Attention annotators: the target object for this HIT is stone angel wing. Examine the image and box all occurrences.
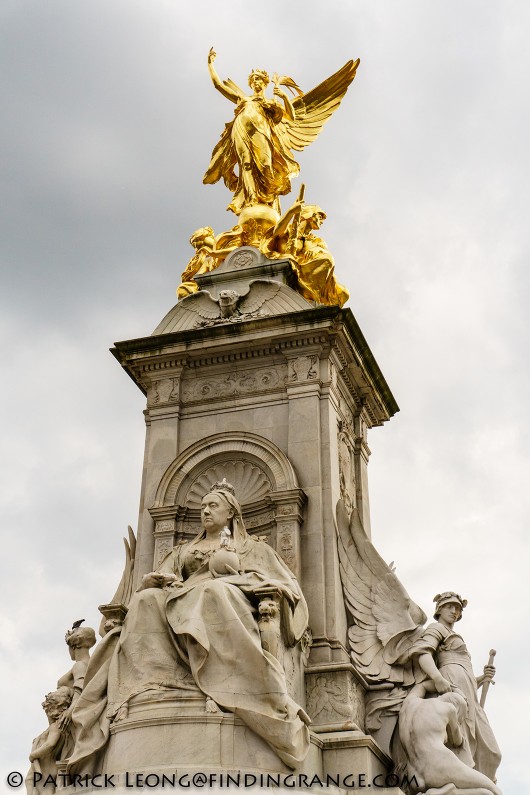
[282,59,360,152]
[335,499,426,685]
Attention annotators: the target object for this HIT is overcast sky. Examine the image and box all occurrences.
[1,1,529,792]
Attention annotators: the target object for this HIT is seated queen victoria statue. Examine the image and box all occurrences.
[68,480,310,772]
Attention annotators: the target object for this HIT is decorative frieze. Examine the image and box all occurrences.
[181,365,287,404]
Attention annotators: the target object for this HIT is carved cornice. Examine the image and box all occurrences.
[112,307,399,424]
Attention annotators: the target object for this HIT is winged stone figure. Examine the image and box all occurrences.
[335,500,502,791]
[335,500,427,749]
[204,49,360,214]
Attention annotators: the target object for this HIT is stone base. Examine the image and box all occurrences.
[103,691,291,775]
[58,695,404,794]
[319,729,391,781]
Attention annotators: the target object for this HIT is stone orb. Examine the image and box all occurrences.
[209,549,241,578]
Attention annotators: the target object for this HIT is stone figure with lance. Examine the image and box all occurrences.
[335,503,503,789]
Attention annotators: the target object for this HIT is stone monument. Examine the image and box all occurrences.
[26,51,502,795]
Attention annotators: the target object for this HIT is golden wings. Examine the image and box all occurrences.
[221,58,360,151]
[281,59,360,151]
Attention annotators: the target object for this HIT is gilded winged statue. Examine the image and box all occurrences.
[203,49,360,215]
[335,501,501,792]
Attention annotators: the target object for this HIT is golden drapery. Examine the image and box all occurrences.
[204,96,299,215]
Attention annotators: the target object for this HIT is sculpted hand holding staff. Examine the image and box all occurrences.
[408,592,501,782]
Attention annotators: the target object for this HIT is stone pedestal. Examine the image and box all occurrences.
[104,254,399,787]
[104,692,291,775]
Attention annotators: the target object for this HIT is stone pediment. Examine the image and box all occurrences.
[152,277,312,335]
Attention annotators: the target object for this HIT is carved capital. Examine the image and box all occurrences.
[147,375,181,407]
[287,354,319,383]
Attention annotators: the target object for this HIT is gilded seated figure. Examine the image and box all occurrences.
[177,228,236,299]
[177,199,349,308]
[68,480,310,772]
[267,199,350,307]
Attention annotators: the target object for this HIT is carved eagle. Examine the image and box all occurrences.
[153,278,313,334]
[179,280,283,327]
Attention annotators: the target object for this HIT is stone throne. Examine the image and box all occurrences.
[99,247,399,784]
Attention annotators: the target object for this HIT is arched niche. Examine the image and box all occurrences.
[148,432,306,577]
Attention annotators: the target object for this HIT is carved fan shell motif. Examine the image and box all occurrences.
[185,460,272,508]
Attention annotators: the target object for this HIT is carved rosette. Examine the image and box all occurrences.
[306,668,365,733]
[230,248,258,267]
